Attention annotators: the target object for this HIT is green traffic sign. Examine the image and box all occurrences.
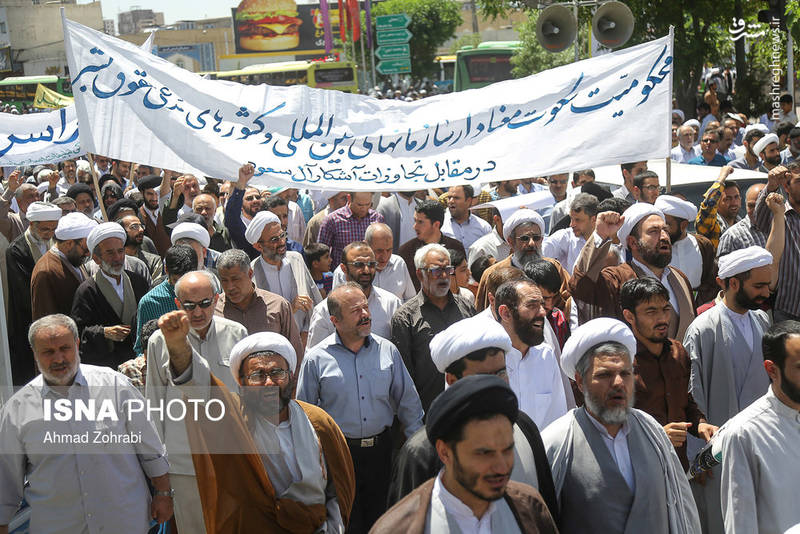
[375,44,411,60]
[376,58,412,75]
[375,13,411,31]
[376,29,412,46]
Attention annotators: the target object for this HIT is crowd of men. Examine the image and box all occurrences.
[0,96,799,534]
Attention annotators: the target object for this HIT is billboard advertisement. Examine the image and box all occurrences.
[155,43,217,72]
[230,0,344,54]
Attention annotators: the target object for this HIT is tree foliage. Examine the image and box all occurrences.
[476,0,789,118]
[372,0,462,78]
[449,32,483,54]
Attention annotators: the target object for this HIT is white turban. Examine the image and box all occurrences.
[37,168,55,182]
[561,318,637,378]
[76,159,91,173]
[672,109,685,123]
[229,332,298,385]
[244,211,281,245]
[36,182,50,195]
[55,212,97,240]
[744,123,769,135]
[617,203,664,247]
[502,209,546,241]
[171,222,210,248]
[26,201,62,222]
[682,119,700,129]
[718,246,773,279]
[752,133,779,156]
[430,315,513,374]
[86,222,126,253]
[654,195,697,222]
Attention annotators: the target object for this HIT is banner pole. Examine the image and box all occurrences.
[665,25,675,194]
[87,154,109,222]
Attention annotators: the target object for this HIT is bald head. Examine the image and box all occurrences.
[174,270,216,299]
[745,183,767,218]
[365,222,394,270]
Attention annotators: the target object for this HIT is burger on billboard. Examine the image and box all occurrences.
[234,0,303,51]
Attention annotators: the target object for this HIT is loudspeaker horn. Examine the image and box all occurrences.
[536,5,577,53]
[592,1,634,48]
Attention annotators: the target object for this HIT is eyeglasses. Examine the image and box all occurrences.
[347,261,378,269]
[263,231,288,244]
[127,223,144,230]
[245,369,289,383]
[641,184,664,193]
[516,233,543,243]
[180,298,214,311]
[424,265,455,277]
[244,195,260,201]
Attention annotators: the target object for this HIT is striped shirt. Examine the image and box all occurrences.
[717,216,767,258]
[133,279,177,354]
[753,186,800,315]
[317,204,384,266]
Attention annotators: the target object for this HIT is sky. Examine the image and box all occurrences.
[80,0,234,26]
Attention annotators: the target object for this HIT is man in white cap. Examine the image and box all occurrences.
[303,190,349,248]
[31,212,96,321]
[245,209,321,345]
[154,312,356,532]
[494,278,569,430]
[655,195,717,304]
[299,282,423,533]
[570,202,696,339]
[718,320,800,534]
[6,200,61,385]
[475,208,570,311]
[671,125,701,163]
[307,241,401,348]
[542,318,700,534]
[682,246,776,534]
[71,222,150,369]
[388,313,559,519]
[171,217,216,271]
[752,132,781,173]
[145,270,247,534]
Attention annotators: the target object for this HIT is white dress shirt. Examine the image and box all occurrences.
[505,343,568,430]
[258,256,297,304]
[430,471,505,534]
[306,285,402,349]
[542,228,586,275]
[719,301,754,352]
[631,258,678,312]
[670,234,703,289]
[468,229,510,268]
[332,254,416,300]
[585,410,635,491]
[441,213,492,251]
[395,193,419,246]
[670,144,701,163]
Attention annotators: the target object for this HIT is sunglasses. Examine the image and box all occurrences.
[181,298,214,311]
[516,233,543,243]
[424,266,455,278]
[347,261,378,269]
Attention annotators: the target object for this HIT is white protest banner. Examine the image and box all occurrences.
[0,106,81,166]
[472,189,556,221]
[593,160,766,187]
[63,16,674,191]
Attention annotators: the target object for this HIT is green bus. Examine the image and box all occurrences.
[453,41,521,92]
[210,60,359,94]
[0,75,73,111]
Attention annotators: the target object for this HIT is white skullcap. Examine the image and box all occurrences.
[672,109,685,123]
[244,211,281,245]
[752,133,779,156]
[36,182,50,195]
[744,123,769,135]
[682,119,700,129]
[718,246,773,279]
[726,112,743,123]
[26,201,62,222]
[86,222,126,253]
[229,332,298,385]
[617,203,664,247]
[430,315,513,374]
[561,317,637,378]
[55,212,97,240]
[654,195,697,222]
[171,222,210,248]
[76,160,91,173]
[502,209,546,241]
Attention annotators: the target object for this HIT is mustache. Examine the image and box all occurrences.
[357,317,371,326]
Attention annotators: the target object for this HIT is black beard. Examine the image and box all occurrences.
[779,365,800,404]
[734,286,763,310]
[512,308,544,347]
[766,154,782,166]
[638,239,672,268]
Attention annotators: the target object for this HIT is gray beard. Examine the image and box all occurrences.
[584,390,635,426]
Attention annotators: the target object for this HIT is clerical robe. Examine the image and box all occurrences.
[251,251,322,333]
[70,269,149,369]
[718,387,800,534]
[6,232,40,384]
[682,303,771,534]
[542,407,700,534]
[31,248,88,320]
